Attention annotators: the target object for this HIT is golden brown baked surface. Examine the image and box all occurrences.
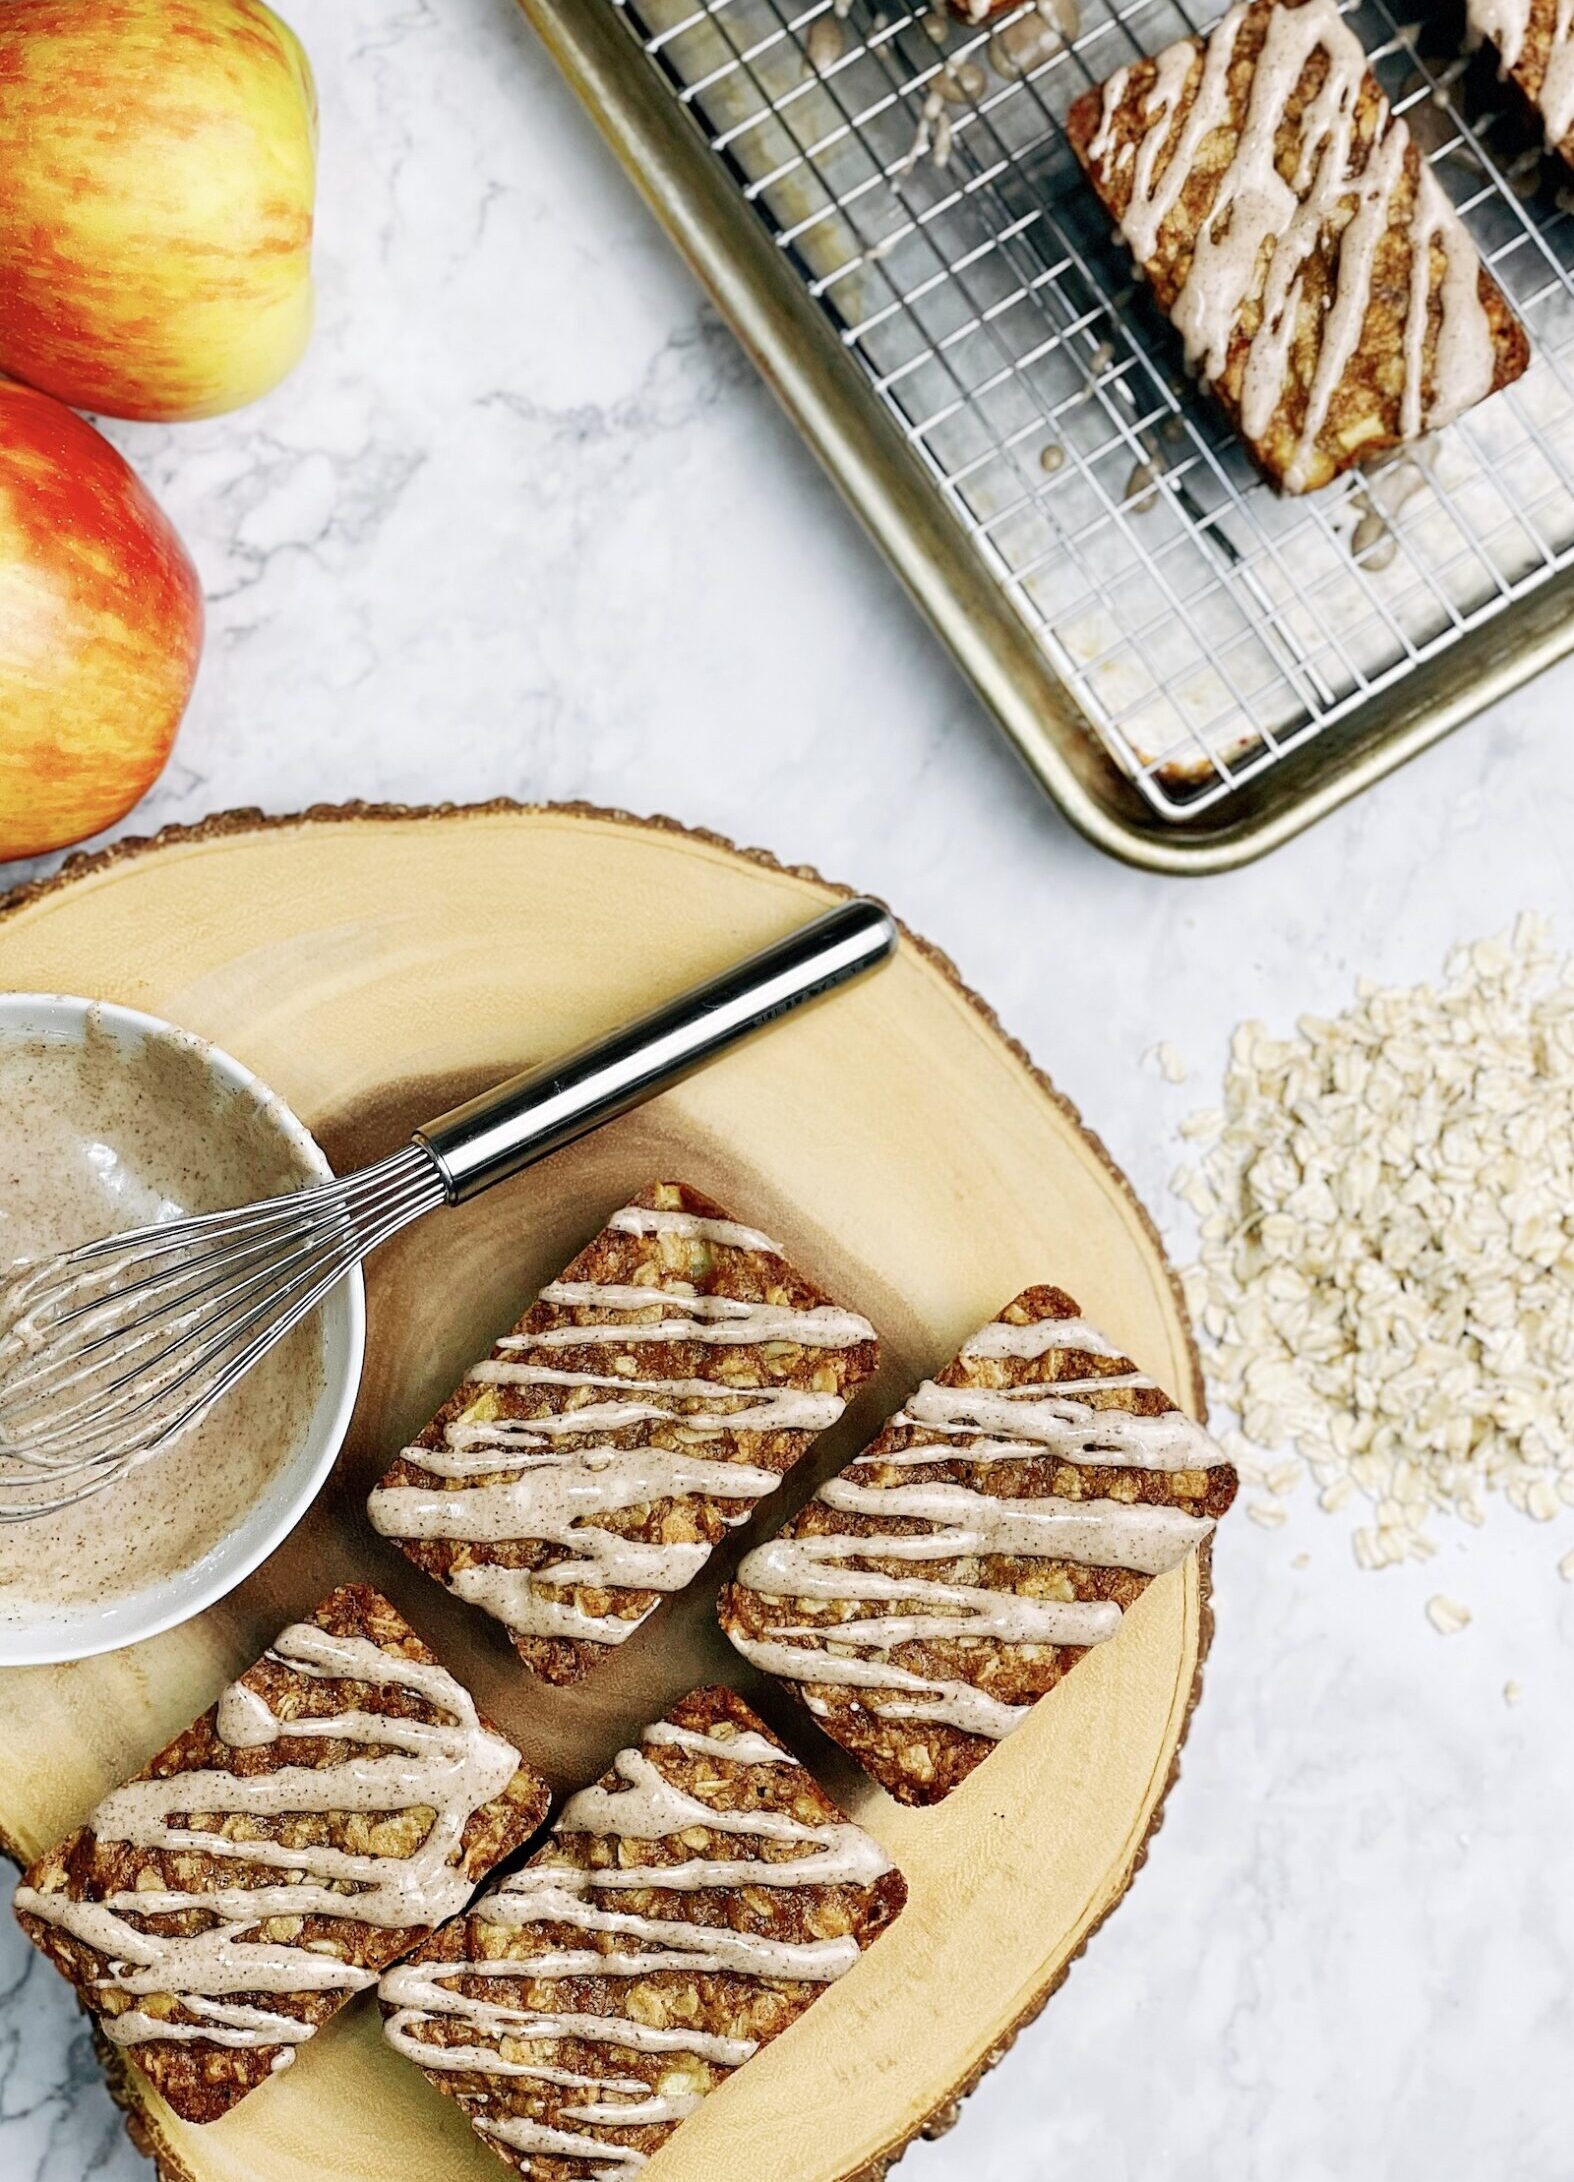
[1066,0,1528,493]
[369,1182,878,1685]
[719,1286,1237,1806]
[378,1685,906,2180]
[13,1586,548,2124]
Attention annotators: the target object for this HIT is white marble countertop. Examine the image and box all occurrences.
[3,1,1572,2176]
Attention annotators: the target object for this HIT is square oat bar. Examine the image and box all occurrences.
[379,1686,905,2178]
[13,1586,548,2122]
[368,1183,877,1684]
[1067,0,1528,492]
[719,1287,1236,1805]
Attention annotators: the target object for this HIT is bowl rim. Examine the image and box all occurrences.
[0,991,366,1667]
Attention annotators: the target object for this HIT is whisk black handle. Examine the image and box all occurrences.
[413,898,897,1205]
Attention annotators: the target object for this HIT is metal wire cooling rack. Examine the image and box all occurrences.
[594,0,1574,821]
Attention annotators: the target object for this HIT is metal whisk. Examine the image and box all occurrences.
[0,900,895,1522]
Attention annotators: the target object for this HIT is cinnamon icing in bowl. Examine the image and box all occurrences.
[0,995,365,1667]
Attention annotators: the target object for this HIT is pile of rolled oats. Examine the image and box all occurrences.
[1173,915,1574,1573]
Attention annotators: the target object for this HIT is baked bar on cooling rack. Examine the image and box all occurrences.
[718,1286,1237,1806]
[1066,0,1529,493]
[1467,0,1574,166]
[379,1685,906,2180]
[368,1182,878,1685]
[11,1585,548,2123]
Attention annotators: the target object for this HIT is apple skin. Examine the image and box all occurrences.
[0,379,203,861]
[0,0,317,423]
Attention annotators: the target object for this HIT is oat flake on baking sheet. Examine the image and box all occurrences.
[1173,915,1574,1572]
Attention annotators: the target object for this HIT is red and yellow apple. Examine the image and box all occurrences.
[0,0,317,423]
[0,379,203,860]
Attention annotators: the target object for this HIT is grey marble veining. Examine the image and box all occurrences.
[2,0,1572,2175]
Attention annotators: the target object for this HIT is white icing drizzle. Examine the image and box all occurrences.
[546,1840,886,1893]
[606,1204,783,1255]
[370,1203,870,1647]
[372,1451,783,1544]
[641,1719,797,1766]
[1088,0,1497,485]
[727,1311,1228,1742]
[447,1563,641,1647]
[792,1475,1210,1576]
[14,1624,522,2060]
[960,1314,1127,1360]
[462,1370,844,1428]
[510,1291,874,1350]
[478,2113,653,2174]
[382,1958,758,2069]
[370,1446,782,1643]
[371,1445,777,1591]
[1402,164,1497,438]
[1470,0,1574,151]
[553,1745,892,1892]
[215,1678,280,1748]
[406,1387,847,1480]
[896,1378,1229,1470]
[723,1630,1031,1741]
[379,1717,892,2179]
[471,1867,861,1980]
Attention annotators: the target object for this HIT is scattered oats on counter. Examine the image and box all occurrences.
[1147,1039,1189,1084]
[1174,916,1574,1573]
[1180,1104,1223,1140]
[1503,1679,1523,1707]
[1426,1595,1472,1636]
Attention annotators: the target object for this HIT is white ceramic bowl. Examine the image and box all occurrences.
[0,995,365,1667]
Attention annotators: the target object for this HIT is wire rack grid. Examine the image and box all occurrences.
[603,0,1574,821]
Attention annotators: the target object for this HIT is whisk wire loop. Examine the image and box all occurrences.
[0,1145,447,1520]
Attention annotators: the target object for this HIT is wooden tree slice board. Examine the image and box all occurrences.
[0,803,1209,2182]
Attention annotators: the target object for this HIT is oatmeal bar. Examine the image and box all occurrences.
[12,1586,548,2123]
[718,1287,1237,1806]
[368,1183,878,1685]
[1066,0,1529,493]
[379,1686,905,2179]
[1468,0,1574,165]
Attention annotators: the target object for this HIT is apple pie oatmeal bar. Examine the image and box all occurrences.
[12,1586,548,2123]
[719,1288,1237,1805]
[1067,0,1529,493]
[379,1685,905,2179]
[368,1183,877,1685]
